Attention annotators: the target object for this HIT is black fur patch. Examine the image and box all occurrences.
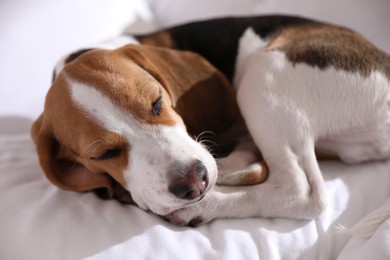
[165,15,316,81]
[52,48,95,82]
[65,48,95,64]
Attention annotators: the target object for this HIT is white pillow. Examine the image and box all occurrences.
[0,0,151,120]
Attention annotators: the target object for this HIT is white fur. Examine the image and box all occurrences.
[69,79,217,215]
[234,28,266,90]
[168,27,390,225]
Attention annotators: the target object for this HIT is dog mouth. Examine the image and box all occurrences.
[178,189,208,208]
[165,194,207,215]
[195,193,206,203]
[188,193,206,204]
[150,189,209,216]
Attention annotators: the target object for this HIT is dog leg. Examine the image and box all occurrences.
[165,142,327,226]
[216,137,268,186]
[165,69,329,225]
[316,115,390,164]
[165,130,328,226]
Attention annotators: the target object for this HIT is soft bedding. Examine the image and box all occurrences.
[1,131,390,259]
[1,0,390,259]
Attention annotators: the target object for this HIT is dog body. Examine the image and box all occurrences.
[137,16,390,224]
[33,16,390,225]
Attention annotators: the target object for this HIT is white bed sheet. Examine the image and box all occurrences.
[1,130,389,259]
[1,0,390,259]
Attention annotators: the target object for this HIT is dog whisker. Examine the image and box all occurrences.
[195,131,217,152]
[195,130,215,143]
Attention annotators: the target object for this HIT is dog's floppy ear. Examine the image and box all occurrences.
[52,48,95,82]
[31,114,114,198]
[122,45,239,136]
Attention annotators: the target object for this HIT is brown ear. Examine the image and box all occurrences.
[121,45,239,136]
[31,114,114,198]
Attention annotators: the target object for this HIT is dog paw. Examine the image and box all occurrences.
[217,161,268,186]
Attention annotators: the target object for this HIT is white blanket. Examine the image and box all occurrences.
[1,131,389,259]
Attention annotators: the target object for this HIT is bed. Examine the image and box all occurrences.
[1,0,390,259]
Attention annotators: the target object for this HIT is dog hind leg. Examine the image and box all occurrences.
[316,114,390,164]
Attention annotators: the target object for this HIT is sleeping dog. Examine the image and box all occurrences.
[32,15,390,226]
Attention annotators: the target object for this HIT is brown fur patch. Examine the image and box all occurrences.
[136,31,177,49]
[237,161,268,186]
[175,72,238,136]
[267,23,390,78]
[32,73,130,196]
[64,49,180,127]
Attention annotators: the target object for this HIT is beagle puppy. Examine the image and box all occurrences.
[33,15,390,226]
[32,36,266,218]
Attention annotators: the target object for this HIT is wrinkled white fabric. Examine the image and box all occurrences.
[0,133,389,259]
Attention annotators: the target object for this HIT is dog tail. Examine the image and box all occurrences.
[345,198,390,238]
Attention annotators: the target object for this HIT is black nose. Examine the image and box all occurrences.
[169,160,209,200]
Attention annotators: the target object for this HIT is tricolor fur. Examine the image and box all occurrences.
[32,15,390,226]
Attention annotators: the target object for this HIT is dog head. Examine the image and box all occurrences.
[31,44,238,215]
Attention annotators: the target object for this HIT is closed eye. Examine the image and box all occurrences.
[151,96,162,116]
[90,148,122,160]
